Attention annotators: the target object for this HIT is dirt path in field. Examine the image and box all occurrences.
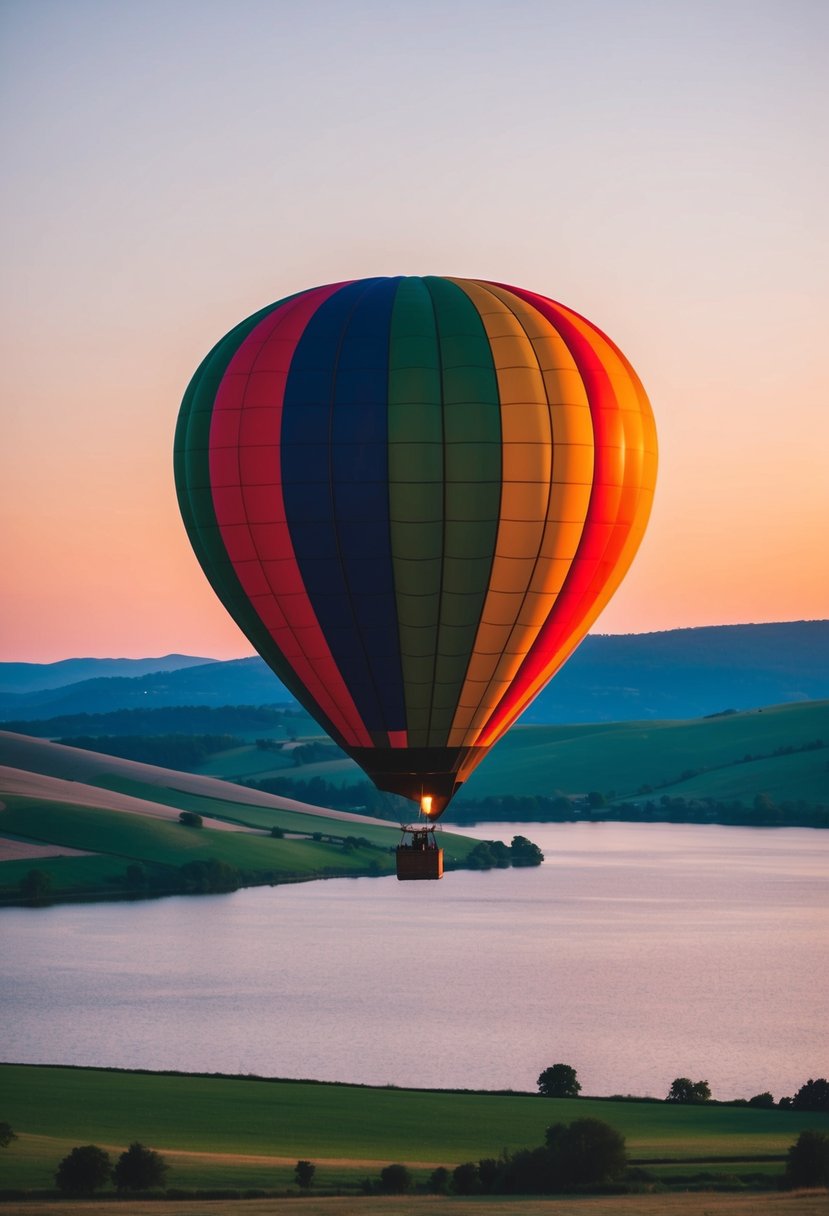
[0,833,95,860]
[3,1187,827,1216]
[164,1147,445,1169]
[0,732,390,827]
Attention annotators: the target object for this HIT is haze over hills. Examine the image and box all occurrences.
[0,657,276,718]
[0,654,214,696]
[522,620,829,723]
[1,621,827,724]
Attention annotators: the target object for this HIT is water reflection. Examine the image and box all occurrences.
[2,823,827,1099]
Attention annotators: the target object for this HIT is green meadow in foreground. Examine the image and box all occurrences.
[3,1064,827,1193]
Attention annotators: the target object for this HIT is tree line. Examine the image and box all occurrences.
[56,734,244,768]
[2,704,312,738]
[450,791,829,829]
[536,1063,829,1111]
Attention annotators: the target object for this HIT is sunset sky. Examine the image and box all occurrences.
[2,0,827,664]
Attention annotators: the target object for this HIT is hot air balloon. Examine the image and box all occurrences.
[175,276,657,879]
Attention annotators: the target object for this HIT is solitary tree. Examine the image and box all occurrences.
[0,1122,16,1149]
[379,1163,412,1193]
[113,1142,168,1191]
[546,1118,627,1186]
[294,1160,315,1189]
[537,1064,581,1098]
[178,811,203,828]
[785,1130,829,1188]
[55,1145,112,1194]
[666,1077,711,1104]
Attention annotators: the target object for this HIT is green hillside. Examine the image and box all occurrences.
[3,1064,827,1194]
[0,791,483,903]
[0,735,485,904]
[11,700,827,806]
[198,701,829,823]
[460,702,829,803]
[4,704,826,873]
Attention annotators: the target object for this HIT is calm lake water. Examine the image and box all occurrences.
[2,823,827,1100]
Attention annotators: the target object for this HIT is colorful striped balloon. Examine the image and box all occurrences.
[175,277,657,817]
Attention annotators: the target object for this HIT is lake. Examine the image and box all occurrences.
[2,822,826,1101]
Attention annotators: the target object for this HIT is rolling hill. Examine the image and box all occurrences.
[0,733,480,904]
[10,700,826,829]
[161,701,828,812]
[459,701,829,806]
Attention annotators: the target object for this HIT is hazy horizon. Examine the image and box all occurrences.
[3,616,826,669]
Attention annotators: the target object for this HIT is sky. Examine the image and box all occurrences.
[2,0,827,663]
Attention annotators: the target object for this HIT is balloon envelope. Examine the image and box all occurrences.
[175,277,657,816]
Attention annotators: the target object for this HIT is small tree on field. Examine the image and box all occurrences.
[546,1117,627,1186]
[748,1091,775,1108]
[666,1077,711,1103]
[379,1163,412,1193]
[792,1078,829,1112]
[785,1130,829,1188]
[113,1142,168,1191]
[178,811,203,828]
[294,1160,315,1189]
[538,1063,581,1097]
[452,1161,480,1194]
[0,1122,17,1148]
[427,1165,450,1193]
[55,1145,112,1194]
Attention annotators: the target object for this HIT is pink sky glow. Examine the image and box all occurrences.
[2,1,827,663]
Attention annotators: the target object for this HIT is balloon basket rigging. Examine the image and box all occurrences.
[395,823,444,881]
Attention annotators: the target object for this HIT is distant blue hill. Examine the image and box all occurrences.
[0,654,213,695]
[1,621,826,724]
[521,620,829,723]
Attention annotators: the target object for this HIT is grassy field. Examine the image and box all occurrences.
[0,794,476,900]
[658,748,829,804]
[8,701,826,817]
[184,702,829,811]
[3,1064,827,1194]
[0,801,478,906]
[85,776,404,846]
[459,702,829,805]
[0,731,485,900]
